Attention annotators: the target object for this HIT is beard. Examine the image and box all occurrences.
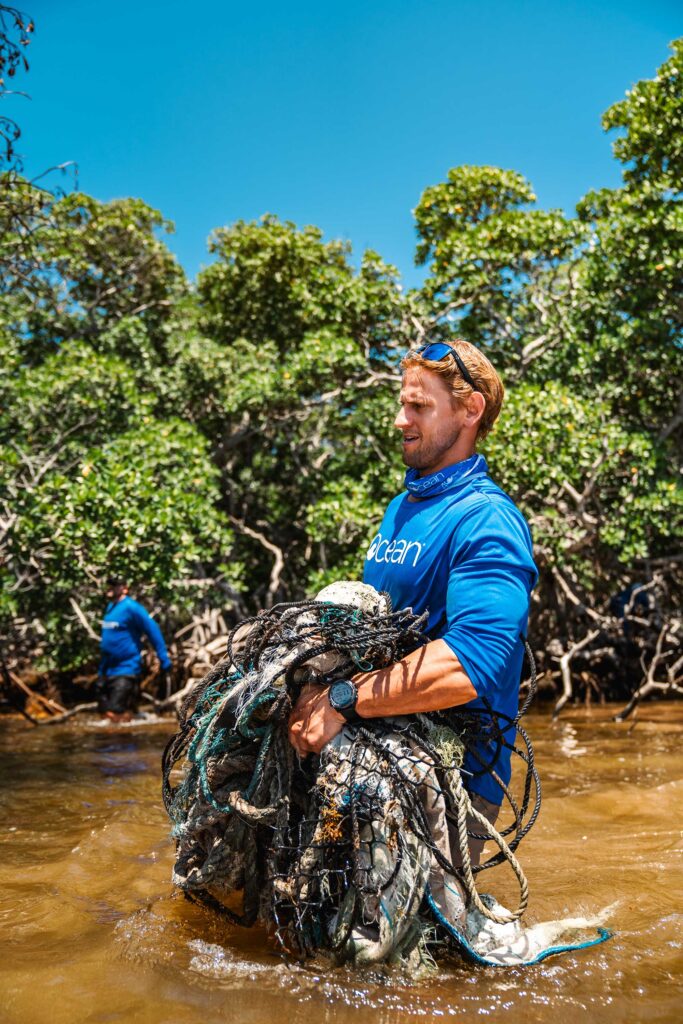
[401,421,463,474]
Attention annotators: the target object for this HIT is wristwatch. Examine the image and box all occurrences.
[328,679,359,722]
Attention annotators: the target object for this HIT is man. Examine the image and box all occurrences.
[288,339,537,866]
[98,578,172,722]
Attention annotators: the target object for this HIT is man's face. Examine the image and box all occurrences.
[394,367,466,475]
[106,583,128,602]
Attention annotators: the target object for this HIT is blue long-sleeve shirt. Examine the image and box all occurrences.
[99,596,171,677]
[363,455,537,804]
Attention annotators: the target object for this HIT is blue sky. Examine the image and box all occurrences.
[16,1,682,288]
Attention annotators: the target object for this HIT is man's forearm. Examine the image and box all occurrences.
[288,639,477,756]
[353,638,477,717]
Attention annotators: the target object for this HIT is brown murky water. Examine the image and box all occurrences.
[2,704,682,1023]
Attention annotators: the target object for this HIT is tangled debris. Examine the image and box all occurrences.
[162,582,610,969]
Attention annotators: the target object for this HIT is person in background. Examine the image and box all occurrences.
[98,578,172,722]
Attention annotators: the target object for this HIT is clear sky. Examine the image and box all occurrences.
[15,1,682,288]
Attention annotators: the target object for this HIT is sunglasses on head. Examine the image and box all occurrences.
[412,342,481,393]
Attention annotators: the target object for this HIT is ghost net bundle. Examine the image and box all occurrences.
[162,583,541,969]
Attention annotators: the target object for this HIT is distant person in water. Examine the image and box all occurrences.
[98,578,172,723]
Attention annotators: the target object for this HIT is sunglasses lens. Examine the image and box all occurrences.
[420,343,451,361]
[411,342,480,393]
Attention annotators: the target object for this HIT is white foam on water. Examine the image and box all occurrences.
[87,711,169,729]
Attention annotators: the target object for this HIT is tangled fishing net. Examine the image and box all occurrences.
[162,582,611,970]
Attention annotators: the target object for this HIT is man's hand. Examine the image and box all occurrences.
[288,683,347,757]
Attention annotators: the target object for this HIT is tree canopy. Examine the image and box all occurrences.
[1,39,681,709]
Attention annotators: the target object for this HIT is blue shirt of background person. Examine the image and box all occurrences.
[363,453,538,804]
[99,588,171,678]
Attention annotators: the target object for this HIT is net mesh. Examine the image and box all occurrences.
[162,587,540,967]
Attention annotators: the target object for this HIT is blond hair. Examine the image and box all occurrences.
[400,339,504,440]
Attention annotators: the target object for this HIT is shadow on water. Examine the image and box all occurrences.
[1,705,682,1024]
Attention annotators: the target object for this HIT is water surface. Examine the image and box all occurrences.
[1,704,682,1023]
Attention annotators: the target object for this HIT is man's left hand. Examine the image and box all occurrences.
[288,683,346,756]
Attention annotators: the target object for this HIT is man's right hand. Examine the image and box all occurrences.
[288,683,347,757]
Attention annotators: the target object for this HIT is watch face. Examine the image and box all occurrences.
[329,680,356,710]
